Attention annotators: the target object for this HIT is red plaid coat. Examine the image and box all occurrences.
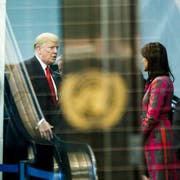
[141,76,179,180]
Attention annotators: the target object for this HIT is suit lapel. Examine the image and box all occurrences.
[50,64,62,88]
[26,57,50,93]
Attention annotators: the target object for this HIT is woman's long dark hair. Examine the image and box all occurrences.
[141,42,174,82]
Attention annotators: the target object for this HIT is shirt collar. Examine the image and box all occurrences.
[35,54,47,71]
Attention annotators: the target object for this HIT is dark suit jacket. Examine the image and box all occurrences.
[24,56,64,134]
[3,57,64,172]
[172,98,180,160]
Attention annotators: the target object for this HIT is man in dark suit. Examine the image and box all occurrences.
[3,32,63,180]
[23,32,63,173]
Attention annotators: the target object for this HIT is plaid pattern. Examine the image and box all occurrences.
[141,76,179,180]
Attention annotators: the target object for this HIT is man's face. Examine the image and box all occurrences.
[37,41,59,65]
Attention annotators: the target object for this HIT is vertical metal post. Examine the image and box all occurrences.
[0,0,6,179]
[100,1,112,180]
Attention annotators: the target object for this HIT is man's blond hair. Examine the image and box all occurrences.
[34,32,59,49]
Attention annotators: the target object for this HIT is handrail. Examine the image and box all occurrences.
[5,15,46,142]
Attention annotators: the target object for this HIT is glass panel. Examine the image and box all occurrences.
[5,16,45,142]
[62,0,144,179]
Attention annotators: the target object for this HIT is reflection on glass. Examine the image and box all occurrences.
[5,16,44,142]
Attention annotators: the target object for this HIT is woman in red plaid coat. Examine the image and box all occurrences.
[140,42,179,180]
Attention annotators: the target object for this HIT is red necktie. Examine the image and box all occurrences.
[45,66,58,107]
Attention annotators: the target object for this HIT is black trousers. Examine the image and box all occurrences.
[34,143,54,171]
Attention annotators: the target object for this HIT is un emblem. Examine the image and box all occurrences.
[59,69,128,130]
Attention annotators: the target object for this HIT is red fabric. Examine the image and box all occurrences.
[45,66,57,107]
[141,76,180,179]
